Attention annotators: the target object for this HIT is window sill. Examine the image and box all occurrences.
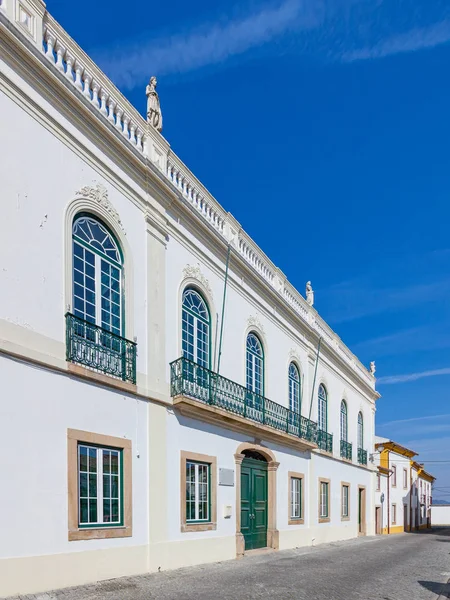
[318,517,330,524]
[288,518,304,526]
[69,525,132,541]
[181,522,217,533]
[341,516,350,522]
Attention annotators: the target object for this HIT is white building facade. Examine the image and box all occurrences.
[0,3,379,597]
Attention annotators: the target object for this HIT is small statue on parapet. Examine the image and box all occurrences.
[306,281,314,306]
[146,76,163,132]
[370,361,376,375]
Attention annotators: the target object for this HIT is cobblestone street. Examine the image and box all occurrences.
[9,528,450,600]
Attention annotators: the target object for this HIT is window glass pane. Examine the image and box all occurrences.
[103,498,111,523]
[318,385,327,432]
[80,498,89,524]
[186,461,209,523]
[182,290,210,368]
[89,499,97,522]
[111,451,119,475]
[246,333,264,395]
[78,444,122,527]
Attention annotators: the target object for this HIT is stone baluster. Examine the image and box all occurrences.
[136,128,143,152]
[129,122,136,145]
[65,52,75,83]
[115,106,123,132]
[44,31,55,62]
[107,99,116,124]
[122,114,130,139]
[99,90,108,116]
[54,41,66,73]
[74,61,84,91]
[82,72,92,99]
[91,82,100,109]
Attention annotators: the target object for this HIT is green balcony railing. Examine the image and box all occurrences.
[170,357,318,444]
[316,429,333,453]
[66,313,137,384]
[340,439,352,461]
[358,448,368,465]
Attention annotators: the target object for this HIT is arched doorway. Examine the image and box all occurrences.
[235,443,279,556]
[241,450,268,550]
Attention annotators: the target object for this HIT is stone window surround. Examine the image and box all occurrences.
[392,465,397,487]
[180,450,217,532]
[318,478,331,523]
[341,481,350,521]
[68,428,132,541]
[392,502,397,525]
[288,472,305,525]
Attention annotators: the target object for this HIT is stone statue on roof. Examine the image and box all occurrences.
[146,76,163,132]
[306,281,314,306]
[370,361,376,375]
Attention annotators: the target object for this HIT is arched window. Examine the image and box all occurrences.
[340,400,348,441]
[182,288,210,368]
[357,412,364,448]
[72,215,123,335]
[317,384,327,432]
[246,333,264,396]
[289,363,301,415]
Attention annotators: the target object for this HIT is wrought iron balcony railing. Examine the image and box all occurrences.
[340,439,352,461]
[357,448,368,465]
[316,429,333,453]
[170,357,318,444]
[66,313,137,384]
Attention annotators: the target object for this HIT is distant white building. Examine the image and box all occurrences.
[374,437,435,534]
[0,2,379,597]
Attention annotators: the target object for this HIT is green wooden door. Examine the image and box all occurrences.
[241,457,268,551]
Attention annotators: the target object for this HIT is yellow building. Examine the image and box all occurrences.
[374,437,435,534]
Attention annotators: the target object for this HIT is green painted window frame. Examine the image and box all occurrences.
[181,287,212,370]
[77,442,124,529]
[185,460,211,524]
[246,332,265,396]
[290,477,303,520]
[318,384,328,432]
[72,213,125,337]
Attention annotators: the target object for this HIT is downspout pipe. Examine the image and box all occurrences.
[387,453,390,535]
[308,337,322,422]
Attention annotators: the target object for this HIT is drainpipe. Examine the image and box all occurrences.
[409,462,412,533]
[387,452,390,535]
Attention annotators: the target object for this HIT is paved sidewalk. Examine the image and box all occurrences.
[8,529,450,600]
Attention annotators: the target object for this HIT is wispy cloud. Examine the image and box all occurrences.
[343,20,450,62]
[324,278,450,325]
[93,0,450,89]
[378,367,450,385]
[379,413,450,428]
[351,325,450,358]
[96,0,324,88]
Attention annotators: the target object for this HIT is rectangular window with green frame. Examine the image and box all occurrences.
[186,460,210,522]
[78,443,123,527]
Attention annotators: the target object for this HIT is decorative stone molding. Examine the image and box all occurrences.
[182,265,212,297]
[75,182,124,232]
[247,315,265,336]
[289,348,301,363]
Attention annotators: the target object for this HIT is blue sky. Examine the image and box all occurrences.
[50,0,450,498]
